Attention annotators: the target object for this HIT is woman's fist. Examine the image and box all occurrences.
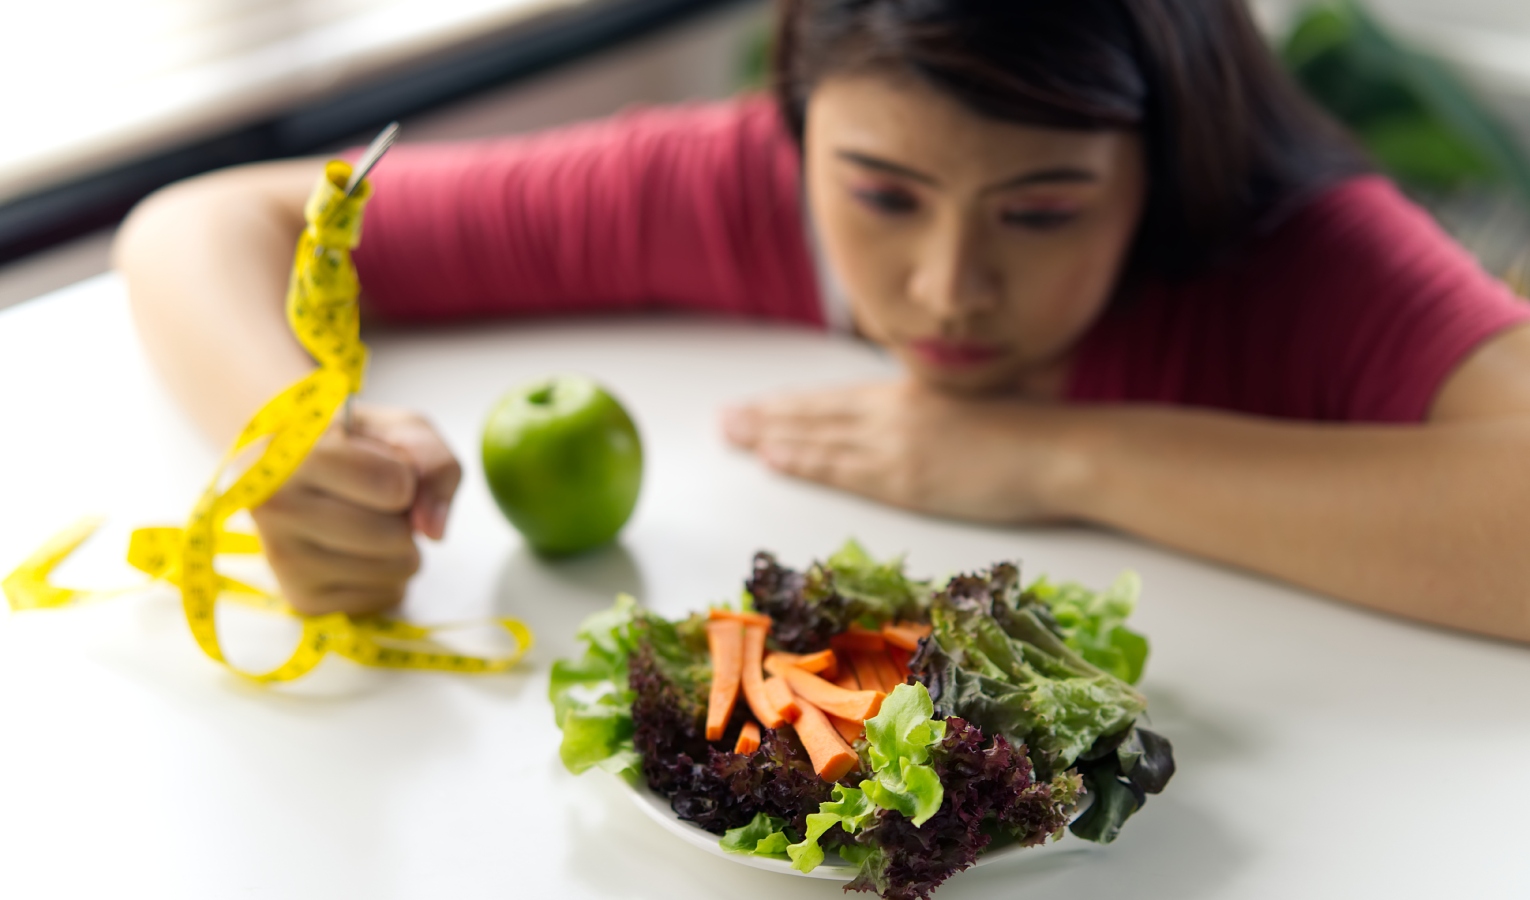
[251,404,461,616]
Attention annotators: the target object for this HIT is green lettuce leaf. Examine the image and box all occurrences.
[549,593,639,724]
[861,683,947,826]
[720,813,794,859]
[558,691,636,774]
[549,594,651,778]
[921,570,1147,771]
[827,539,931,624]
[749,541,932,651]
[786,683,950,874]
[787,784,876,872]
[1026,572,1150,684]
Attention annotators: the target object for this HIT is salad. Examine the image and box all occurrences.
[551,542,1174,899]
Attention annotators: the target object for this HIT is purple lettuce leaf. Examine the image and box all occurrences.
[844,717,1075,900]
[746,543,931,653]
[628,626,834,836]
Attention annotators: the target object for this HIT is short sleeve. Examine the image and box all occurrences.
[1275,177,1530,421]
[350,96,823,326]
[1068,176,1530,423]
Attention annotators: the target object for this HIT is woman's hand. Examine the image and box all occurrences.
[250,404,462,616]
[723,381,1084,523]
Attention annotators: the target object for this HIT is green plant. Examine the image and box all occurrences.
[1282,0,1530,205]
[1283,0,1530,287]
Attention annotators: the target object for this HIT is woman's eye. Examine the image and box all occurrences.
[1001,209,1076,230]
[852,188,918,215]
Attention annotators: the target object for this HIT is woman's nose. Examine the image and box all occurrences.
[906,225,1001,317]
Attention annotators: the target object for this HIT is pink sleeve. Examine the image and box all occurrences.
[350,96,823,325]
[1285,177,1530,422]
[1068,176,1530,423]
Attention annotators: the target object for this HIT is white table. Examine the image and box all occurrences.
[1,275,1527,899]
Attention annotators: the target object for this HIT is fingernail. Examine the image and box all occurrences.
[722,407,758,445]
[761,445,789,469]
[421,499,450,540]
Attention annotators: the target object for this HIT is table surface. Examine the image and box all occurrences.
[1,275,1527,899]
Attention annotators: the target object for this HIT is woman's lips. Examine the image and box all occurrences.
[907,338,1007,369]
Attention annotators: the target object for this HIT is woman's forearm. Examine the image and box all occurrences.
[1061,408,1530,641]
[116,160,321,444]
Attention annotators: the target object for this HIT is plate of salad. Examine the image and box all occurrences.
[550,541,1175,900]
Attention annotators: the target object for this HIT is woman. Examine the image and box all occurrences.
[118,0,1530,642]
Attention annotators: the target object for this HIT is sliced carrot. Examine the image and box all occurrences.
[705,619,745,741]
[846,651,883,695]
[734,721,762,754]
[828,712,864,745]
[832,668,861,691]
[741,624,790,729]
[830,624,885,653]
[708,608,774,627]
[793,698,860,782]
[886,645,913,677]
[763,675,801,724]
[881,621,931,651]
[780,666,884,722]
[869,650,904,693]
[763,649,837,679]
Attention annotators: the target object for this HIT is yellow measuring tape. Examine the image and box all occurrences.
[2,159,532,683]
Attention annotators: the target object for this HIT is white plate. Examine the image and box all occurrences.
[619,777,1087,880]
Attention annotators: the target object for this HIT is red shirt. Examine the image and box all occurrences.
[353,96,1530,423]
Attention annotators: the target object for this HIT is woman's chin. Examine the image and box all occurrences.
[901,355,1025,397]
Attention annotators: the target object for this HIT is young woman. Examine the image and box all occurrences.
[117,0,1530,643]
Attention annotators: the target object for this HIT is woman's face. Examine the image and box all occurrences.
[804,71,1147,396]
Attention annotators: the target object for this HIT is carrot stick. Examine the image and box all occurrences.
[793,698,860,782]
[830,624,885,653]
[886,645,913,677]
[734,721,762,754]
[763,649,837,679]
[709,608,774,627]
[869,650,904,693]
[780,666,884,721]
[706,619,745,741]
[846,651,883,694]
[741,624,791,729]
[763,675,800,724]
[850,648,893,691]
[833,667,861,691]
[881,622,930,651]
[828,713,864,745]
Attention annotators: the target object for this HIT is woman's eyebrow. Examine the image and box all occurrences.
[984,167,1098,193]
[835,150,1099,191]
[836,150,938,184]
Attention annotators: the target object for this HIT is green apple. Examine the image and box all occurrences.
[481,375,643,556]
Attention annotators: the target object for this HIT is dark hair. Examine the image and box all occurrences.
[772,0,1368,277]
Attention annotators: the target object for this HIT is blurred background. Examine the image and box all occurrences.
[0,0,1527,308]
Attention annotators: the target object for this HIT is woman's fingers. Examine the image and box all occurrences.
[755,425,869,459]
[255,485,417,559]
[257,513,419,616]
[723,386,871,447]
[248,403,463,616]
[762,439,892,500]
[360,412,462,541]
[306,586,407,618]
[262,530,420,587]
[285,582,407,617]
[296,431,418,513]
